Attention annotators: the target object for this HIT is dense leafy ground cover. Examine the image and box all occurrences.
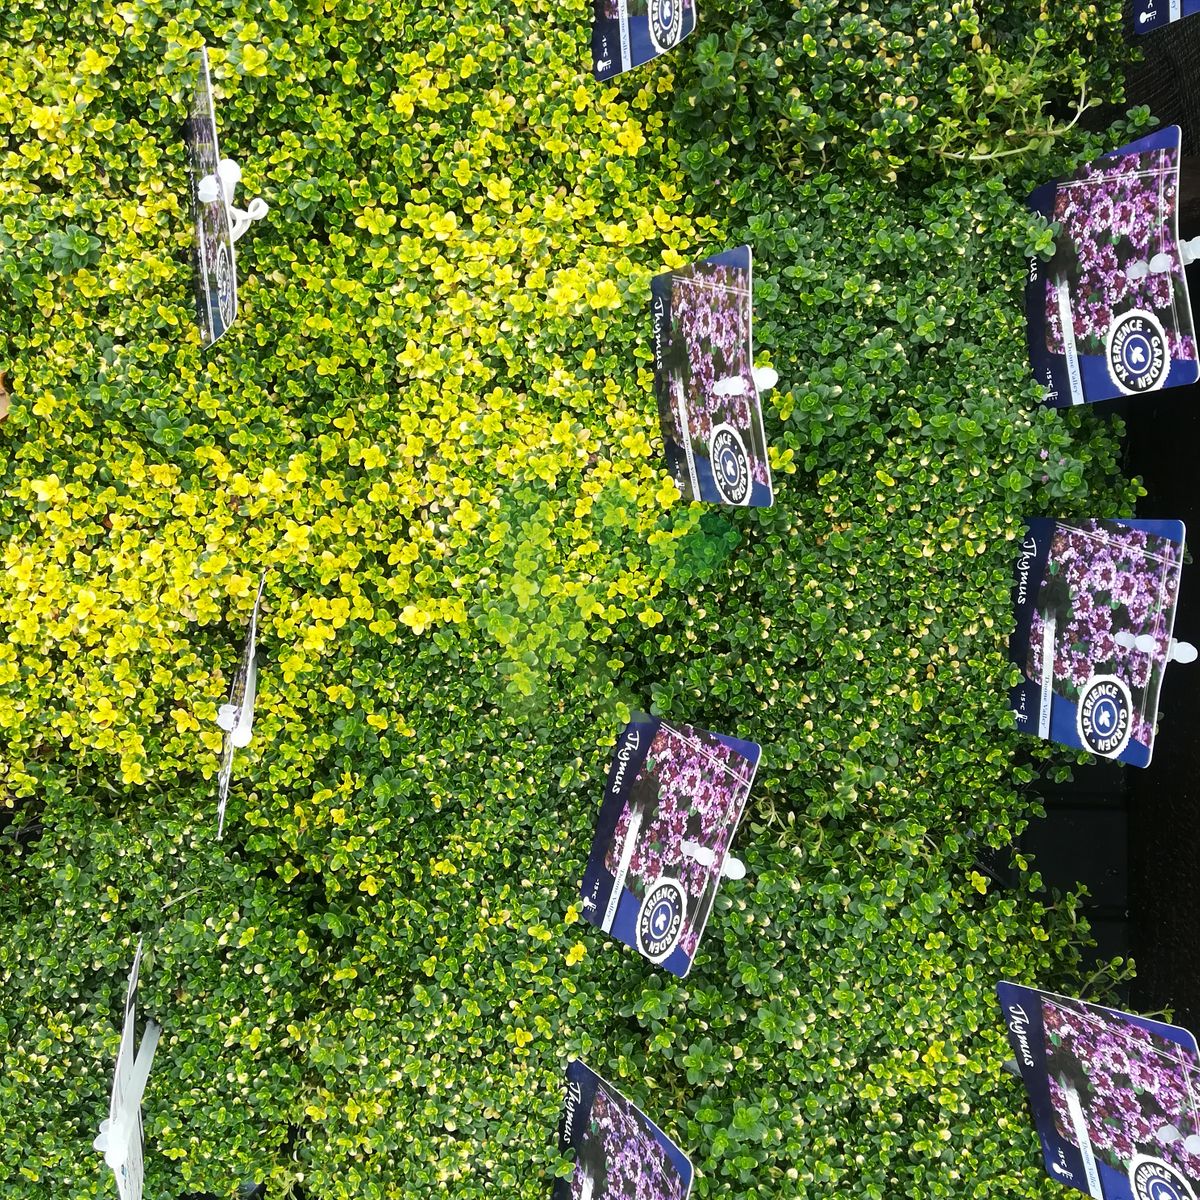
[0,0,1151,1196]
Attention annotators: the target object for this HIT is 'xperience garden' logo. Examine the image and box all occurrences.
[1076,674,1133,759]
[1107,309,1170,395]
[636,878,686,963]
[647,0,685,52]
[1129,1155,1197,1200]
[709,423,752,506]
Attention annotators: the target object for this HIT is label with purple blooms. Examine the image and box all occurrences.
[552,1060,694,1200]
[997,982,1200,1200]
[651,245,773,507]
[579,717,760,977]
[1026,126,1198,406]
[1009,518,1186,768]
[185,46,238,348]
[1133,0,1197,33]
[591,0,696,80]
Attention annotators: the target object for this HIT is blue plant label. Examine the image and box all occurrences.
[997,982,1200,1200]
[1009,518,1186,768]
[651,246,773,507]
[1026,126,1198,406]
[552,1060,694,1200]
[185,46,238,348]
[1133,0,1199,32]
[580,718,760,977]
[591,0,696,80]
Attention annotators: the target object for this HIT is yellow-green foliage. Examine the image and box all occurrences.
[1,1,715,793]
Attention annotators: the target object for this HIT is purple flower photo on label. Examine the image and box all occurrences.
[185,46,238,347]
[556,1062,694,1200]
[1044,145,1196,370]
[1026,520,1183,750]
[667,263,767,492]
[570,1085,688,1200]
[1043,996,1200,1186]
[653,247,773,507]
[603,723,753,959]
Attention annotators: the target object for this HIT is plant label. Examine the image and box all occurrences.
[1133,0,1198,32]
[591,0,696,80]
[216,572,267,838]
[185,46,238,348]
[998,982,1200,1200]
[651,246,773,507]
[580,718,760,977]
[1009,518,1187,768]
[552,1060,694,1200]
[94,941,161,1200]
[1026,126,1199,406]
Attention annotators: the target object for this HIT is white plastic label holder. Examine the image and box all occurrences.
[712,366,779,398]
[1127,235,1200,280]
[681,839,746,881]
[1114,629,1197,664]
[197,158,268,244]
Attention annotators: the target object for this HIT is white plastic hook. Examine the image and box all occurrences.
[198,157,268,244]
[215,640,257,749]
[95,942,161,1199]
[229,197,269,244]
[681,839,746,880]
[1127,238,1200,280]
[722,855,747,881]
[752,365,778,393]
[1114,630,1197,663]
[93,1020,160,1169]
[712,376,747,398]
[1153,1125,1200,1155]
[1172,639,1198,664]
[712,367,778,398]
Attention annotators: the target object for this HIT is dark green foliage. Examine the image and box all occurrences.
[673,0,1128,180]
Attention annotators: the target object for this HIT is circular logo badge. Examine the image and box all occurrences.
[1106,309,1170,395]
[647,0,685,53]
[636,878,686,963]
[1129,1155,1196,1200]
[1076,674,1133,759]
[216,242,236,329]
[709,423,752,506]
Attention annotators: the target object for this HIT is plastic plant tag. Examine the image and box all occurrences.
[552,1059,694,1200]
[651,246,773,507]
[185,46,238,348]
[1026,126,1199,407]
[1133,0,1199,33]
[591,0,696,80]
[94,941,161,1200]
[997,982,1200,1200]
[1009,518,1187,768]
[216,572,266,838]
[580,717,760,977]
